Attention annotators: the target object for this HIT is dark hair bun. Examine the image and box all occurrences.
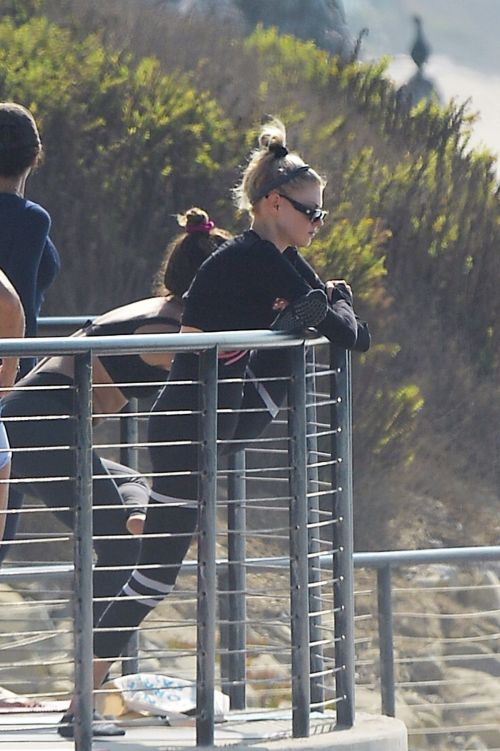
[177,207,210,231]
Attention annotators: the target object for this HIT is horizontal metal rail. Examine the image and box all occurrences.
[0,329,324,358]
[2,538,494,581]
[3,544,500,581]
[354,545,500,568]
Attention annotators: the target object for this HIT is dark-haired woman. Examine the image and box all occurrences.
[0,102,60,376]
[80,117,370,738]
[0,209,231,635]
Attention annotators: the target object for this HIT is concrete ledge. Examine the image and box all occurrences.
[264,713,407,751]
[0,711,407,750]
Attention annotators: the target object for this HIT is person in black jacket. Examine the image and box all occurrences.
[60,117,371,739]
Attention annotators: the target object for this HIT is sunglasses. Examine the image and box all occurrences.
[277,193,327,223]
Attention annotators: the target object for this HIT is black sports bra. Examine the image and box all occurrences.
[84,313,180,399]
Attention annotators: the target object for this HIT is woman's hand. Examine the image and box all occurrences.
[325,279,352,303]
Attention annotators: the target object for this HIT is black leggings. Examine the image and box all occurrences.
[0,459,147,559]
[222,347,290,452]
[94,348,290,659]
[0,375,144,624]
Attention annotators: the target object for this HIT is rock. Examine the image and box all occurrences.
[396,689,444,748]
[247,652,289,681]
[0,583,63,693]
[445,650,500,678]
[53,619,74,653]
[355,685,380,715]
[465,737,489,749]
[455,569,500,612]
[48,656,74,680]
[440,667,500,747]
[49,679,74,696]
[407,655,445,684]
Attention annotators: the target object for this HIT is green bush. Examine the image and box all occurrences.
[0,14,236,311]
[3,0,499,548]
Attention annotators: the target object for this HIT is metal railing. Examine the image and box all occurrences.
[353,546,500,751]
[0,326,355,750]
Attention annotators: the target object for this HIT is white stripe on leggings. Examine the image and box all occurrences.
[131,570,174,594]
[247,367,281,418]
[123,583,169,609]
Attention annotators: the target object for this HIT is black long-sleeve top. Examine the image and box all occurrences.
[283,246,371,352]
[183,230,370,352]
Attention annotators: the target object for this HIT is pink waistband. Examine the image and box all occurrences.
[217,349,249,366]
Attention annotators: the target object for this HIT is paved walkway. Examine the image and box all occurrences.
[0,710,407,750]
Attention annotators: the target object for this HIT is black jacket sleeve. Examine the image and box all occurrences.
[283,247,371,352]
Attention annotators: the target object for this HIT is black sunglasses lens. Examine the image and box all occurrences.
[279,194,325,222]
[303,205,325,222]
[310,209,324,222]
[303,206,320,221]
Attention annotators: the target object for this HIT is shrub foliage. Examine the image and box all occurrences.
[2,0,499,547]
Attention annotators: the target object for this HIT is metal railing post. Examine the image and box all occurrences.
[222,450,247,709]
[377,565,396,716]
[120,397,140,676]
[288,344,311,738]
[306,349,325,710]
[73,350,94,750]
[330,347,355,728]
[197,347,218,746]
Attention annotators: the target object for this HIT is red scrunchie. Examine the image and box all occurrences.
[185,220,215,234]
